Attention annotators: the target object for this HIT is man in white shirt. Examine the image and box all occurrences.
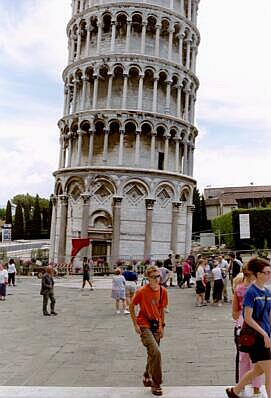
[218,255,229,302]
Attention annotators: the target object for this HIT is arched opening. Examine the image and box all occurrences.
[171,75,179,117]
[156,126,166,170]
[108,121,120,164]
[116,14,127,52]
[127,67,140,110]
[101,13,112,53]
[93,121,105,164]
[146,16,156,56]
[160,19,169,59]
[80,121,90,166]
[97,65,109,109]
[141,122,152,168]
[79,20,87,58]
[124,121,137,166]
[131,14,142,53]
[111,65,124,109]
[89,16,98,57]
[85,67,94,109]
[143,69,154,112]
[157,71,167,114]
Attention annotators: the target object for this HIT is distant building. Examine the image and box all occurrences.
[204,185,271,221]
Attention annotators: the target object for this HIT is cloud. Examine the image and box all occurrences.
[0,0,70,80]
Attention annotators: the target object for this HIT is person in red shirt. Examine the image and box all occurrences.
[180,259,192,288]
[130,265,168,396]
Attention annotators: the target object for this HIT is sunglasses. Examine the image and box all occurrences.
[149,274,161,279]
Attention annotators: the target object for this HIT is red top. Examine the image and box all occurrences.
[182,261,191,276]
[131,284,168,329]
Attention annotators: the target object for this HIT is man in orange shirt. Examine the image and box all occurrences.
[130,265,168,396]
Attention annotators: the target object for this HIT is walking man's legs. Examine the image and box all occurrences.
[140,328,162,388]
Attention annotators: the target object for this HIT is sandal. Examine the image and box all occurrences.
[143,377,152,387]
[226,388,240,398]
[151,386,163,396]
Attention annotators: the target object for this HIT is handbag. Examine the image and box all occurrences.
[238,294,267,353]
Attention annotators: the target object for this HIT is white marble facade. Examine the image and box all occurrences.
[50,0,200,264]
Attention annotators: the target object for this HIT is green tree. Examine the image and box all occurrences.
[13,202,24,240]
[5,200,12,225]
[0,208,6,220]
[192,187,201,233]
[32,195,41,239]
[12,194,49,210]
[24,204,32,239]
[200,195,210,231]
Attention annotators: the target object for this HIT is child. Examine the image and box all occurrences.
[111,268,129,314]
[0,263,8,300]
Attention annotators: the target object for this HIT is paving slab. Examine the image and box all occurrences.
[0,276,239,387]
[0,386,268,398]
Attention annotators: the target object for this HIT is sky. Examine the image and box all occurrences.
[1,0,271,206]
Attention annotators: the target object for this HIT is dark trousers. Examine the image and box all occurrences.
[140,328,162,387]
[8,273,15,286]
[180,274,191,288]
[213,279,223,302]
[176,268,183,286]
[43,289,56,314]
[204,281,211,301]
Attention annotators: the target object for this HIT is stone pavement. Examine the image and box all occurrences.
[0,275,265,396]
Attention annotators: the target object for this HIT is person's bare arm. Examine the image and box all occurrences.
[232,291,240,320]
[129,302,141,335]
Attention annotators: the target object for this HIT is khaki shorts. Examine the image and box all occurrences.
[125,284,136,296]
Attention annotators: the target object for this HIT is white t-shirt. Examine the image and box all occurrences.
[212,267,222,281]
[0,269,8,283]
[112,275,126,291]
[8,263,16,273]
[196,266,204,281]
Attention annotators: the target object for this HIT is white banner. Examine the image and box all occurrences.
[239,213,250,239]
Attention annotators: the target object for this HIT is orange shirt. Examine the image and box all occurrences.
[131,284,168,329]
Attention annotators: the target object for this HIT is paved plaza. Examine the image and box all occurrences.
[0,276,267,397]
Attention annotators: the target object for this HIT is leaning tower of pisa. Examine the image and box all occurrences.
[50,0,200,264]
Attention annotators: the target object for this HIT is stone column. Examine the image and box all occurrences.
[125,19,131,52]
[77,129,83,166]
[184,87,190,121]
[67,133,72,167]
[171,202,181,254]
[85,23,91,57]
[186,37,191,69]
[88,129,94,165]
[58,136,64,170]
[188,0,192,20]
[106,73,113,108]
[174,135,180,172]
[144,199,155,257]
[92,74,99,109]
[81,75,88,111]
[183,140,188,174]
[62,138,67,168]
[49,195,58,263]
[178,31,185,66]
[122,73,128,109]
[150,132,156,168]
[177,84,182,118]
[191,45,198,73]
[79,0,84,12]
[103,128,109,162]
[141,21,147,54]
[170,0,174,9]
[72,80,78,113]
[137,73,144,110]
[96,20,102,54]
[180,0,185,15]
[164,133,170,170]
[152,75,158,113]
[155,24,161,57]
[190,145,195,176]
[66,84,72,115]
[110,20,116,52]
[165,79,172,114]
[71,34,76,62]
[168,27,174,61]
[80,193,91,257]
[118,129,124,165]
[58,194,68,263]
[63,86,68,115]
[135,130,141,165]
[111,196,123,265]
[76,30,82,61]
[185,205,194,255]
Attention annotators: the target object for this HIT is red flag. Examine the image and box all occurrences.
[71,238,91,261]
